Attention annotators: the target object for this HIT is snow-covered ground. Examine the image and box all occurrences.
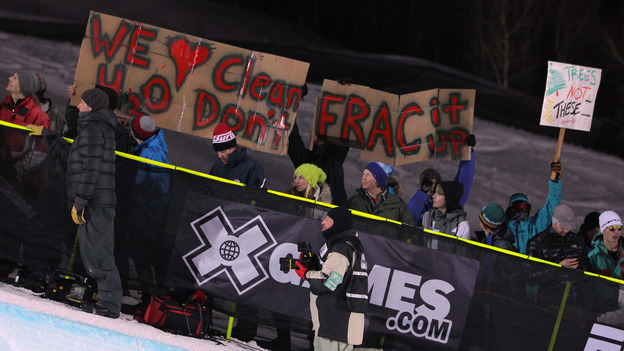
[1,18,624,350]
[0,283,252,351]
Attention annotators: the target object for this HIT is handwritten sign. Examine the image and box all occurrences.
[540,61,601,132]
[72,12,310,155]
[312,80,474,166]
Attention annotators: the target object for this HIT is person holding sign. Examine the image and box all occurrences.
[407,135,476,226]
[347,162,413,225]
[505,160,562,254]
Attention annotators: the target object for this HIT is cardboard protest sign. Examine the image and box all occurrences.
[540,61,601,132]
[312,80,474,166]
[72,12,309,155]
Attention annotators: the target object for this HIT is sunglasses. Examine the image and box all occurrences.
[607,225,623,232]
[511,201,531,213]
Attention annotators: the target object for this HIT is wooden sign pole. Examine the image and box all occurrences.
[554,128,565,160]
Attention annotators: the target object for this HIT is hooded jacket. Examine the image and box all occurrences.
[133,129,170,197]
[51,107,117,208]
[588,233,624,279]
[209,148,266,188]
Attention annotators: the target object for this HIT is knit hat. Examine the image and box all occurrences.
[81,89,109,111]
[212,122,237,151]
[95,84,119,110]
[438,181,464,213]
[479,203,505,229]
[132,115,157,141]
[552,204,576,231]
[294,163,326,189]
[365,161,393,189]
[509,193,530,204]
[17,71,45,97]
[599,211,622,233]
[34,73,47,102]
[323,206,354,240]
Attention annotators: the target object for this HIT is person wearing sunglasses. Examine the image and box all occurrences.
[588,211,624,279]
[505,159,563,254]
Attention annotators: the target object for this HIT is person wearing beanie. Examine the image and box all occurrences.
[2,72,50,128]
[475,203,515,250]
[505,160,562,254]
[295,206,366,348]
[420,181,470,239]
[290,163,332,204]
[347,161,413,225]
[407,134,476,226]
[589,211,624,279]
[526,204,590,306]
[31,86,123,318]
[29,73,66,135]
[209,122,266,188]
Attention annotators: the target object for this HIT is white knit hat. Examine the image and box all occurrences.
[599,210,622,232]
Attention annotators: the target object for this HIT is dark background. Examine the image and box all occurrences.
[1,0,622,158]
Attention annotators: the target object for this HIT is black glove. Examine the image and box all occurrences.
[550,159,562,181]
[337,77,354,85]
[71,196,89,225]
[467,134,476,148]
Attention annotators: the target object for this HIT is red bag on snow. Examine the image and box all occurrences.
[142,292,211,338]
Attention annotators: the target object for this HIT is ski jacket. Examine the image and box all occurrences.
[526,227,589,305]
[209,148,266,188]
[133,129,170,197]
[288,122,349,206]
[588,233,624,279]
[507,179,561,254]
[306,229,365,345]
[421,208,470,239]
[407,150,475,225]
[0,95,50,128]
[52,108,117,208]
[347,188,414,225]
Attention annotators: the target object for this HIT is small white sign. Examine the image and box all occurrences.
[540,61,602,132]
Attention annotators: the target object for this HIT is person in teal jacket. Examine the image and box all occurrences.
[589,211,624,278]
[505,160,562,254]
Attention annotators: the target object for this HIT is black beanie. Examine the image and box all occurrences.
[323,207,354,239]
[95,84,119,109]
[81,89,109,111]
[438,181,464,213]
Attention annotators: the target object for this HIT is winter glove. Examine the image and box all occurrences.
[467,134,476,148]
[299,251,321,270]
[295,261,309,281]
[27,124,57,142]
[71,196,89,225]
[550,159,562,181]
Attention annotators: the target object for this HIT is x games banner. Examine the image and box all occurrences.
[167,193,480,349]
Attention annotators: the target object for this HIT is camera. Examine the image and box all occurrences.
[280,241,320,273]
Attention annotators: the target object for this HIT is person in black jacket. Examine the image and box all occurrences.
[526,204,590,306]
[31,89,123,318]
[296,206,366,349]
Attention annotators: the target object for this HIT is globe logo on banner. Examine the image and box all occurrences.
[183,207,277,295]
[219,240,240,261]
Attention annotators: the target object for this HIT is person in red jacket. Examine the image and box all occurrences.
[1,72,50,128]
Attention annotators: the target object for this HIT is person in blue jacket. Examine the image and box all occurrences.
[506,160,562,254]
[407,134,476,225]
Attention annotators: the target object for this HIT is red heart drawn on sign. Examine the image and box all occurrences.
[168,37,211,89]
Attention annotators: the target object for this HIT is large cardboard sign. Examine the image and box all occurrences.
[540,61,601,132]
[312,80,474,166]
[73,12,310,155]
